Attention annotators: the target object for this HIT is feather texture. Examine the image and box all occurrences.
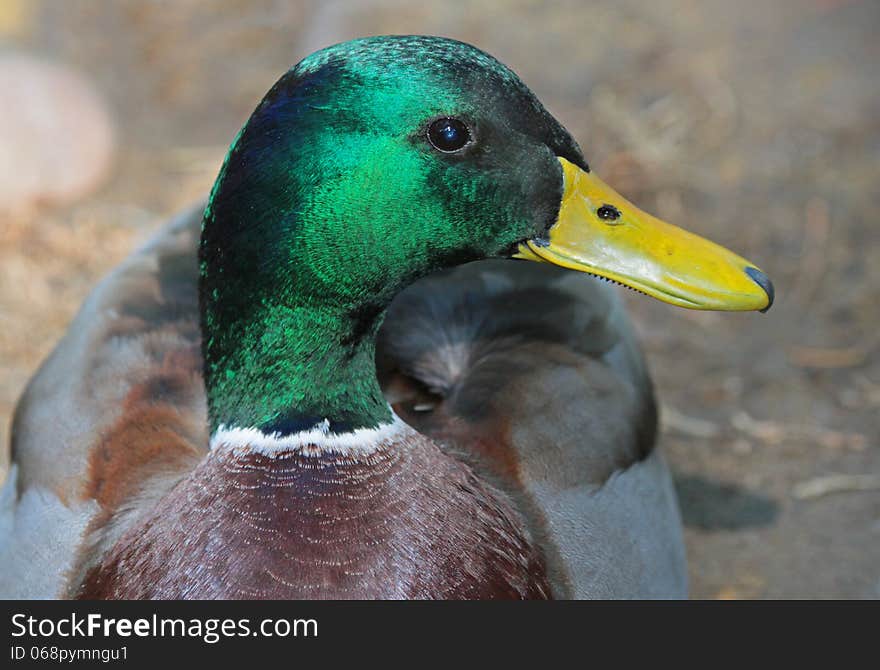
[2,208,685,598]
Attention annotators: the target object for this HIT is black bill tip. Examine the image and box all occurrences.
[745,266,775,313]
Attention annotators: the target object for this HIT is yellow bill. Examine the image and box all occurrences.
[516,158,773,311]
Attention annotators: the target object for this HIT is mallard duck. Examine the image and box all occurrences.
[0,36,772,599]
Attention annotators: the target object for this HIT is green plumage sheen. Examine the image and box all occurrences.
[199,36,587,434]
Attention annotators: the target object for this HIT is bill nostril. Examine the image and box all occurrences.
[744,266,774,313]
[597,204,621,222]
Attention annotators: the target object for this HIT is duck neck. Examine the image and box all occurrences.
[203,295,392,437]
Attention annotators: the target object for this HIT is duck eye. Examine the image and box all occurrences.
[427,117,471,153]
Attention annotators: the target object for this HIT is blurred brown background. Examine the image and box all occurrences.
[0,0,877,598]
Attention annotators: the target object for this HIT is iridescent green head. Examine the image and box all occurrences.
[200,35,582,434]
[200,35,772,437]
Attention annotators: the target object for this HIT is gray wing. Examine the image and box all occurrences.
[1,205,207,598]
[378,260,687,598]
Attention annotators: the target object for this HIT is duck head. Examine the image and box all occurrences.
[201,36,772,437]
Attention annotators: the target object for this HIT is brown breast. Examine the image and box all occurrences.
[77,432,550,599]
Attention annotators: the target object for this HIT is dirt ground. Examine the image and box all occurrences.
[0,0,877,598]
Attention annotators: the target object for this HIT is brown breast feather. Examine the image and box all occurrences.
[78,433,550,600]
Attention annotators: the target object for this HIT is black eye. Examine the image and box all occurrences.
[427,117,471,153]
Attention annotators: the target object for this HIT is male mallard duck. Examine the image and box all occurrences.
[0,36,772,599]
